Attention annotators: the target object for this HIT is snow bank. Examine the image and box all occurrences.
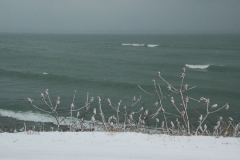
[0,132,239,160]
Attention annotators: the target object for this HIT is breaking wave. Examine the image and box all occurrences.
[0,109,81,125]
[0,109,93,126]
[147,44,158,47]
[185,64,210,69]
[122,44,159,47]
[122,44,144,47]
[0,109,57,124]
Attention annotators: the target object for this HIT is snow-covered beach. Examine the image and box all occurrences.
[1,132,239,160]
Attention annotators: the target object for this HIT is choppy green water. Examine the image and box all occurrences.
[0,33,240,130]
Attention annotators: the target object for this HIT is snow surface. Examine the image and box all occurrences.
[0,132,240,160]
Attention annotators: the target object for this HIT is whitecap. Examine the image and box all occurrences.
[132,44,144,46]
[122,44,131,46]
[122,43,144,46]
[0,109,56,124]
[43,72,48,75]
[0,109,89,126]
[147,44,158,47]
[185,64,210,69]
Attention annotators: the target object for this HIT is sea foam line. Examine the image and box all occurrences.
[185,64,210,69]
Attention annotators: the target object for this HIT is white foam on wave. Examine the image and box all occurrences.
[122,44,144,47]
[147,44,158,47]
[0,109,57,124]
[43,72,48,75]
[185,64,210,69]
[0,109,90,125]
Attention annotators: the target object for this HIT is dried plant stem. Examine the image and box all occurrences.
[195,103,228,135]
[180,91,190,135]
[172,103,181,114]
[153,80,161,100]
[152,80,170,134]
[210,103,228,114]
[184,86,196,91]
[138,85,155,96]
[30,104,51,114]
[24,123,26,132]
[116,104,120,124]
[188,96,200,103]
[98,99,106,130]
[180,78,184,91]
[195,113,209,135]
[43,99,54,111]
[71,90,77,125]
[160,77,178,91]
[46,94,53,109]
[159,100,169,134]
[59,112,71,124]
[109,104,125,115]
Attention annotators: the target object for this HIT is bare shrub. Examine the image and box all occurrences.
[27,68,239,137]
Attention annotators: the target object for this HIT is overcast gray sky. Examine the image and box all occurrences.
[0,0,240,34]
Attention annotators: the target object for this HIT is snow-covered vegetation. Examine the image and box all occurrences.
[23,67,240,137]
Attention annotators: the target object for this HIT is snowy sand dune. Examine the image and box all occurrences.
[0,132,239,160]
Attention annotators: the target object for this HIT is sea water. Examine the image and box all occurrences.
[0,33,239,131]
